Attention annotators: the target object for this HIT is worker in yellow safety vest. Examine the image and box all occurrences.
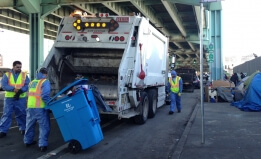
[23,67,51,152]
[0,61,30,138]
[167,70,183,115]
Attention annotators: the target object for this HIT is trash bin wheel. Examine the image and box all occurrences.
[68,140,82,154]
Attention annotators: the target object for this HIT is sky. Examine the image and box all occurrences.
[0,30,53,72]
[222,0,261,57]
[1,0,261,71]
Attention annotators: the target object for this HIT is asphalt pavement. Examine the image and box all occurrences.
[1,90,261,159]
[171,101,261,159]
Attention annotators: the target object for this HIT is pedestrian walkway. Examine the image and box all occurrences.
[172,102,261,159]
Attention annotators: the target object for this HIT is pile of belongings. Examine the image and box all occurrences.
[231,71,261,111]
[215,72,252,102]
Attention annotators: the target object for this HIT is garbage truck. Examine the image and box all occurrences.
[42,11,169,124]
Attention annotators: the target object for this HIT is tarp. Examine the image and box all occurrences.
[231,72,261,111]
[244,70,259,90]
[216,87,234,102]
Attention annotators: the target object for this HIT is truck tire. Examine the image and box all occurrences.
[148,89,157,118]
[134,92,149,125]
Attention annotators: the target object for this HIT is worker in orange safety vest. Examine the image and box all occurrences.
[23,67,51,152]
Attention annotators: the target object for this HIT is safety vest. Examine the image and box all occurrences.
[5,71,27,98]
[27,79,47,108]
[169,76,180,93]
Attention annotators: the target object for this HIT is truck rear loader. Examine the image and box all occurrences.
[43,11,169,124]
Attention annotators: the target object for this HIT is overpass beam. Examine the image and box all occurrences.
[130,0,170,36]
[102,2,130,15]
[161,0,187,37]
[173,42,184,51]
[187,41,196,52]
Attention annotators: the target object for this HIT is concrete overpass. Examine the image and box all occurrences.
[0,0,223,80]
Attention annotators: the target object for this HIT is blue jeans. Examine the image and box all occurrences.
[169,92,181,112]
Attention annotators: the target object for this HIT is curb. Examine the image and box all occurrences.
[171,102,200,159]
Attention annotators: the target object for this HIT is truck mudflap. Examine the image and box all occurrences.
[89,85,112,112]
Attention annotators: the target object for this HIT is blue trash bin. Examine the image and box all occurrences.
[45,79,103,153]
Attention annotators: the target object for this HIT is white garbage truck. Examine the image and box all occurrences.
[43,11,169,124]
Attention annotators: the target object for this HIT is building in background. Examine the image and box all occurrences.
[224,54,256,75]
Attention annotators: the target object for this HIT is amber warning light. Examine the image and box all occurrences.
[73,18,119,31]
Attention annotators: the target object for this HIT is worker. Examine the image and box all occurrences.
[168,70,183,114]
[24,67,51,152]
[0,61,30,138]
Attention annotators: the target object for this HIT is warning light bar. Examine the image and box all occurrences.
[72,18,119,32]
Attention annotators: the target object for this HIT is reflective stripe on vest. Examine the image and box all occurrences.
[169,76,180,93]
[27,79,46,108]
[5,72,27,98]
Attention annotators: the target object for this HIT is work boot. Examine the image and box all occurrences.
[25,141,37,147]
[0,132,6,138]
[40,146,47,152]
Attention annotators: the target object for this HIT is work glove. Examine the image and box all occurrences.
[14,89,23,100]
[178,93,181,96]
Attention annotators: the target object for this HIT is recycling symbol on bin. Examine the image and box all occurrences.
[64,103,74,112]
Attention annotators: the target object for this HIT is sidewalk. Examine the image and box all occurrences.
[172,101,261,159]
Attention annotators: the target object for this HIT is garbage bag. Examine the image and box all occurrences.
[89,84,112,112]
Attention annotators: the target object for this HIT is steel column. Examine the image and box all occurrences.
[29,13,44,79]
[209,9,222,80]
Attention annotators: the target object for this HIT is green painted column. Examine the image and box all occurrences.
[209,9,223,81]
[29,13,44,79]
[18,0,60,79]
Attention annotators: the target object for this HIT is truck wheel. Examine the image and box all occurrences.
[148,89,157,118]
[68,140,82,154]
[134,92,149,125]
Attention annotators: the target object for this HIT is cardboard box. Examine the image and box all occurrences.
[212,80,235,89]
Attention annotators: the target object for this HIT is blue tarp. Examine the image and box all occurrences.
[231,72,261,111]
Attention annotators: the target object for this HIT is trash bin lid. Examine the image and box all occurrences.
[48,79,88,104]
